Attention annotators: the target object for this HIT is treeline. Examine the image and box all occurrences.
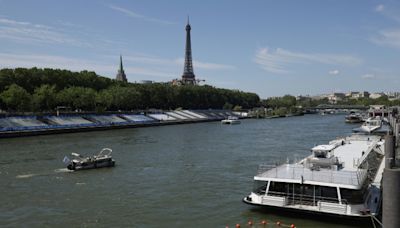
[335,95,400,107]
[262,94,400,110]
[259,95,303,116]
[0,68,260,112]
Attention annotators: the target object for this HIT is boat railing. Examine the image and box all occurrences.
[266,191,347,206]
[257,163,279,175]
[257,164,368,187]
[98,148,112,157]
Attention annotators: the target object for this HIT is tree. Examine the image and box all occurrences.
[0,84,31,111]
[223,102,233,110]
[32,84,57,111]
[57,87,96,111]
[0,67,261,112]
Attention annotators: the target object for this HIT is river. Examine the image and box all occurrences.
[0,114,371,227]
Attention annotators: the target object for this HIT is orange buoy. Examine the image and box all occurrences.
[261,220,267,225]
[290,224,295,228]
[247,220,253,226]
[276,221,281,226]
[236,224,240,228]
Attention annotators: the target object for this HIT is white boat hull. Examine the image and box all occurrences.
[243,195,374,218]
[221,119,240,124]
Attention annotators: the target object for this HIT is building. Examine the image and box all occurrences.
[349,91,370,99]
[346,91,358,97]
[116,55,127,82]
[181,17,196,85]
[386,92,400,101]
[140,80,153,84]
[370,92,385,99]
[328,93,345,104]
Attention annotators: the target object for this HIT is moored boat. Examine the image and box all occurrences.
[352,117,390,135]
[345,113,364,123]
[65,148,115,171]
[221,116,241,124]
[243,134,385,218]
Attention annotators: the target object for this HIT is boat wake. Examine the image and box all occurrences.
[16,173,37,179]
[54,168,73,173]
[16,168,73,179]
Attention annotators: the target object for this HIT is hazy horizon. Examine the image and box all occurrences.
[1,1,400,98]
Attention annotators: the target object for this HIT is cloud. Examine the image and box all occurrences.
[374,3,400,23]
[124,55,175,66]
[254,47,362,74]
[193,60,236,70]
[0,52,234,81]
[0,17,89,47]
[0,53,174,79]
[375,4,385,12]
[361,74,376,79]
[120,55,236,70]
[371,3,400,49]
[108,4,174,25]
[328,69,340,75]
[174,58,236,70]
[370,29,400,49]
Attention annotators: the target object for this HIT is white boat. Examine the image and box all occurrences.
[243,134,385,218]
[65,148,115,171]
[345,113,364,123]
[221,116,241,124]
[360,117,382,133]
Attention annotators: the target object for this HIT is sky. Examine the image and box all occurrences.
[1,0,400,98]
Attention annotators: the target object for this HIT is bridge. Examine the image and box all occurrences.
[314,104,368,110]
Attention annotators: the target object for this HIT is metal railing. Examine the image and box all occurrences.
[257,163,368,186]
[266,190,344,206]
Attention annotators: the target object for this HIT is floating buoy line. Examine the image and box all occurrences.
[226,220,296,228]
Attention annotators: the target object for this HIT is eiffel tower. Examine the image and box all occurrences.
[181,17,196,85]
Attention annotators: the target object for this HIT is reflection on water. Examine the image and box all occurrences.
[0,115,370,227]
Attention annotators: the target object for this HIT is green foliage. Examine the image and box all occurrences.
[0,67,260,112]
[223,102,233,110]
[32,84,57,111]
[0,84,31,111]
[57,87,96,111]
[262,95,296,109]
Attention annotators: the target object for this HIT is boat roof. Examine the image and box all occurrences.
[332,135,380,171]
[311,144,337,152]
[255,134,382,189]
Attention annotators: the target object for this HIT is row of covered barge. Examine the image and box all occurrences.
[0,109,244,138]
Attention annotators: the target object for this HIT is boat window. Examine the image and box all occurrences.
[340,188,364,204]
[314,186,338,202]
[314,151,328,158]
[252,180,267,193]
[269,182,286,193]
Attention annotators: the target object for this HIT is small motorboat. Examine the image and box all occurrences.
[64,148,115,171]
[345,112,364,123]
[221,116,241,124]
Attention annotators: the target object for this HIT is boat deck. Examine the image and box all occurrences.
[255,135,381,189]
[255,164,367,189]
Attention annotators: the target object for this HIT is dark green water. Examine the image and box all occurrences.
[0,115,371,227]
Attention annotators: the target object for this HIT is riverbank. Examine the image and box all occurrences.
[0,110,243,138]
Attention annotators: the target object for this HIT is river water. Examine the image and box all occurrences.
[0,114,371,227]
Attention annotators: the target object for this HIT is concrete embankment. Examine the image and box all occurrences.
[0,110,244,138]
[0,118,217,138]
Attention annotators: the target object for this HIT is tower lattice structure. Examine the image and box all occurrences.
[181,18,196,85]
